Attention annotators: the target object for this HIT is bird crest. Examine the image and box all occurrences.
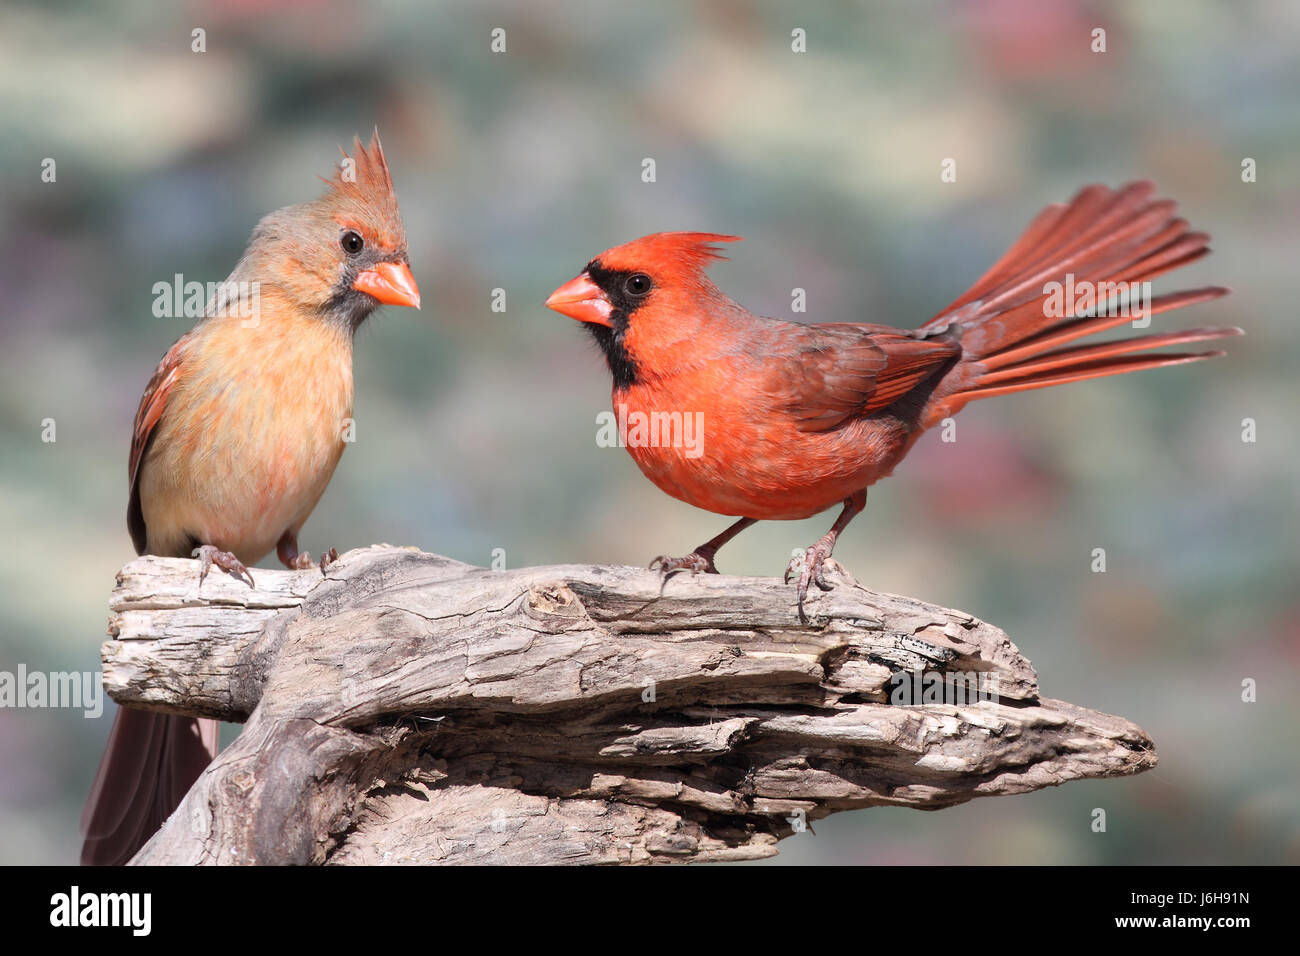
[319,128,406,249]
[595,232,741,277]
[327,130,394,200]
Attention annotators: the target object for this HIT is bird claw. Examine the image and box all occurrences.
[192,545,255,589]
[284,544,338,574]
[785,542,839,623]
[650,552,718,576]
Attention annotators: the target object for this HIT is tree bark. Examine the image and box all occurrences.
[102,545,1156,865]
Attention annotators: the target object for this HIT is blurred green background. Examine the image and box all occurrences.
[1,0,1296,865]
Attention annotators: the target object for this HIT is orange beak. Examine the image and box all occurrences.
[545,272,612,327]
[353,260,421,309]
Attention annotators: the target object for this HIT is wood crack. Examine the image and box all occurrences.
[103,545,1157,865]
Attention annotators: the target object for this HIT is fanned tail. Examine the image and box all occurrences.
[921,182,1239,414]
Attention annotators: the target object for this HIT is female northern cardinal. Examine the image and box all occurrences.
[81,131,421,865]
[547,182,1240,621]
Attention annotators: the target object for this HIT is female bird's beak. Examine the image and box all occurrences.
[353,261,421,309]
[545,272,613,327]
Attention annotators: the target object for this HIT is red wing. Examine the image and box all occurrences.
[778,323,960,432]
[127,334,190,553]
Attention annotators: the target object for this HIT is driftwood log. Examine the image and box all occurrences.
[103,545,1156,865]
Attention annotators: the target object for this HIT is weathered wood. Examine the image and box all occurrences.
[103,545,1156,865]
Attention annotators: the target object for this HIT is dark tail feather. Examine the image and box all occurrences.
[956,340,1237,402]
[919,183,1237,410]
[964,324,1243,399]
[924,182,1224,355]
[934,182,1163,325]
[81,709,218,865]
[979,287,1230,370]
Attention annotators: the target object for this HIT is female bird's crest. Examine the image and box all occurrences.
[321,130,406,249]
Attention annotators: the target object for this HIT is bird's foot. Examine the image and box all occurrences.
[650,552,719,577]
[192,545,255,588]
[289,547,339,574]
[784,538,842,623]
[288,551,314,570]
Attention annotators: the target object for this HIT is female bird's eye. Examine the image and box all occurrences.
[624,273,652,297]
[340,230,365,255]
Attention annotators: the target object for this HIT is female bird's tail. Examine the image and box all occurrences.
[80,709,218,865]
[921,182,1239,412]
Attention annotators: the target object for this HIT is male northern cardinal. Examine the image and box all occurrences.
[81,131,420,865]
[547,182,1239,621]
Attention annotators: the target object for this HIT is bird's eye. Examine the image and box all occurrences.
[624,273,652,297]
[341,230,365,255]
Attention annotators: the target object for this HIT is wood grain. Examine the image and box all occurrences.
[101,546,1156,865]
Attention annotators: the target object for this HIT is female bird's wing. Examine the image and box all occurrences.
[127,333,191,555]
[772,323,961,432]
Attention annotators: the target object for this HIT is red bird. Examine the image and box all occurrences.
[81,131,421,865]
[546,182,1239,620]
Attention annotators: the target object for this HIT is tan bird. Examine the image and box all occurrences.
[81,131,421,865]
